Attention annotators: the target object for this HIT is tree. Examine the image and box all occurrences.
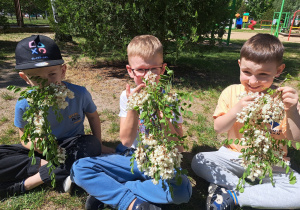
[273,0,300,13]
[51,0,231,57]
[14,0,23,27]
[247,0,275,20]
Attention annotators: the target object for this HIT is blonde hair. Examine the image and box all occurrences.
[127,35,163,60]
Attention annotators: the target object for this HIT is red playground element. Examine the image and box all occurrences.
[248,20,257,30]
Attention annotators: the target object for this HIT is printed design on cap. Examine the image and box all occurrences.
[28,40,49,61]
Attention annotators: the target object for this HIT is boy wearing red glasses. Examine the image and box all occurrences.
[71,35,192,210]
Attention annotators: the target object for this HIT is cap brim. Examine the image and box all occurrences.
[15,59,64,70]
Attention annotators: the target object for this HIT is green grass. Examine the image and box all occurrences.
[6,16,49,25]
[0,33,300,209]
[0,117,9,123]
[1,92,15,100]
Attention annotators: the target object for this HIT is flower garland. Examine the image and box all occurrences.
[127,68,191,190]
[227,89,299,192]
[8,79,74,187]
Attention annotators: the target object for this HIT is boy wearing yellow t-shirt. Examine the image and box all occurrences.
[192,34,300,209]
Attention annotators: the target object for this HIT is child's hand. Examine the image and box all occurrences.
[278,86,299,111]
[126,83,146,99]
[237,95,256,111]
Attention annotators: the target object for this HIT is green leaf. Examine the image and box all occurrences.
[234,139,239,144]
[160,119,166,124]
[239,187,244,193]
[288,140,292,147]
[296,142,300,150]
[286,165,290,174]
[239,127,244,133]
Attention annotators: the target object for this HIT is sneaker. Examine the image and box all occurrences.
[63,176,74,193]
[133,198,162,210]
[0,181,25,197]
[85,195,105,210]
[206,183,237,210]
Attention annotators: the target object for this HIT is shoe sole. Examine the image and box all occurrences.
[206,183,218,210]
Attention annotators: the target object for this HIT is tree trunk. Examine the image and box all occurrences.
[13,0,24,27]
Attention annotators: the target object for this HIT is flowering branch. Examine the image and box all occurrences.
[127,68,192,193]
[224,88,300,193]
[8,78,74,187]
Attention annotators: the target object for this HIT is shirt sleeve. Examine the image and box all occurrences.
[213,86,231,119]
[119,90,128,118]
[82,88,97,114]
[14,98,29,128]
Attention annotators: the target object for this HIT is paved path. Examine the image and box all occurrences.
[224,31,300,43]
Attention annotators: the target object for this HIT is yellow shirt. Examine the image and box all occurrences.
[213,84,288,156]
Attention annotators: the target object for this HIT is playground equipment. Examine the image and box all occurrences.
[271,12,290,35]
[248,20,257,30]
[260,20,272,29]
[288,10,300,41]
[236,13,243,29]
[242,13,249,28]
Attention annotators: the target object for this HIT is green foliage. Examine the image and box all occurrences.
[129,67,193,191]
[51,0,231,57]
[1,92,14,100]
[247,0,275,20]
[273,0,300,13]
[7,78,74,187]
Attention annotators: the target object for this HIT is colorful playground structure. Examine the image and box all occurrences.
[288,10,300,41]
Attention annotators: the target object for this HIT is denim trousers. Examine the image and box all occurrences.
[71,144,192,210]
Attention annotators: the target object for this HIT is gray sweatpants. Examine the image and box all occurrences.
[191,146,300,209]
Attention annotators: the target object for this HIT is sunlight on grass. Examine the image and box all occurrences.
[0,32,299,210]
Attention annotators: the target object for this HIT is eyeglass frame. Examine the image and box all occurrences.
[129,64,165,76]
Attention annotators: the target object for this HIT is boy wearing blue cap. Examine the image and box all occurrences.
[0,35,114,197]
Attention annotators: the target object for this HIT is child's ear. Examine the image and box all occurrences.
[161,63,167,75]
[19,72,31,85]
[238,59,241,67]
[275,64,285,77]
[61,64,67,79]
[126,65,134,78]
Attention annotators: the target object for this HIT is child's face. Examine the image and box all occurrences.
[126,55,166,86]
[239,58,285,93]
[19,65,66,86]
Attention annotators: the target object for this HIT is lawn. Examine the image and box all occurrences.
[0,32,300,210]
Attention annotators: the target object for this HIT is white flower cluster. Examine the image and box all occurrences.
[135,134,183,184]
[236,91,285,182]
[27,84,75,137]
[164,93,178,103]
[144,72,158,85]
[48,83,75,109]
[237,92,285,125]
[31,110,45,135]
[126,72,157,111]
[127,90,150,111]
[57,146,66,164]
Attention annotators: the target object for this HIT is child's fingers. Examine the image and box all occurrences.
[133,83,146,93]
[126,84,131,98]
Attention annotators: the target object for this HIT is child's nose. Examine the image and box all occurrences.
[249,75,258,84]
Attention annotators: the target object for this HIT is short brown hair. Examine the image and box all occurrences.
[127,35,163,61]
[240,33,284,65]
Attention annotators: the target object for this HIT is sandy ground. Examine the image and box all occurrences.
[225,30,300,43]
[1,31,299,138]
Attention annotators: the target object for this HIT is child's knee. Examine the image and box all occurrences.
[70,158,90,186]
[172,175,192,204]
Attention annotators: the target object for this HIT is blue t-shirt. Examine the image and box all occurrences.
[14,81,97,140]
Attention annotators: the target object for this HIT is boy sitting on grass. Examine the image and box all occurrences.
[191,33,300,209]
[71,35,192,210]
[0,35,114,197]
